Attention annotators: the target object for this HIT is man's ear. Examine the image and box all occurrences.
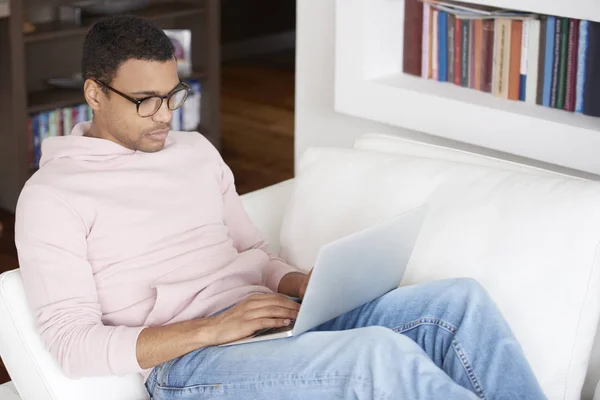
[83,79,102,112]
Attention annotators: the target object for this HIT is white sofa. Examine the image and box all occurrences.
[2,133,600,400]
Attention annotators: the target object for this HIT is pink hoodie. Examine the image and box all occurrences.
[14,122,299,379]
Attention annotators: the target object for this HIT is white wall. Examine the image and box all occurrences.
[294,0,598,180]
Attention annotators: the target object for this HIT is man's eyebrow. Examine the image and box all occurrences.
[130,82,181,96]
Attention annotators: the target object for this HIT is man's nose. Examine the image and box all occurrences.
[152,100,173,124]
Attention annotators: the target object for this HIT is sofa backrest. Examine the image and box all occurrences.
[280,137,600,400]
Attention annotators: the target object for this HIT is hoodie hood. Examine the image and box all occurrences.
[39,122,136,168]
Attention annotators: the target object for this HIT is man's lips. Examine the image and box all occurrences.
[146,129,170,141]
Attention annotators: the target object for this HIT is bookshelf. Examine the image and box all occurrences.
[24,2,203,43]
[334,0,600,176]
[0,0,221,212]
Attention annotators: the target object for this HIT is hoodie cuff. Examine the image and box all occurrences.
[265,259,301,293]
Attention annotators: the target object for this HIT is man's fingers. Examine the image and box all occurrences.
[244,305,299,321]
[244,294,301,311]
[249,317,293,332]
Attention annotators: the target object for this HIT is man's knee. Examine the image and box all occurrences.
[447,277,495,312]
[347,326,411,356]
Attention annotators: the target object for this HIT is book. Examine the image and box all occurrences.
[164,29,192,75]
[508,20,523,101]
[429,6,435,78]
[575,20,589,113]
[469,19,476,88]
[473,19,483,91]
[525,19,541,105]
[550,18,562,108]
[542,16,556,107]
[447,14,455,81]
[423,0,535,20]
[460,18,470,87]
[438,11,448,82]
[422,4,432,78]
[564,19,580,112]
[493,19,511,99]
[556,18,569,109]
[403,0,425,76]
[519,20,529,101]
[583,22,600,117]
[454,17,462,84]
[432,9,439,80]
[481,19,495,93]
[536,16,547,105]
[183,81,202,131]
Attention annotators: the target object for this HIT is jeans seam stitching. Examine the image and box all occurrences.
[452,338,486,399]
[391,317,458,335]
[156,375,385,394]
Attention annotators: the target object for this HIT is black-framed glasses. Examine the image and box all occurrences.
[94,79,192,118]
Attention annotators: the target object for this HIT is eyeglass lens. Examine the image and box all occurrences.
[138,88,189,117]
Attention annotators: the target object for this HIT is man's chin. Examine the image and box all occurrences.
[138,140,166,153]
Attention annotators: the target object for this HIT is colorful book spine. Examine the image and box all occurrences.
[481,19,495,93]
[438,11,448,82]
[432,10,439,80]
[575,20,589,113]
[461,18,470,87]
[493,19,511,99]
[542,16,556,107]
[447,14,455,82]
[402,0,424,76]
[519,20,529,101]
[508,20,523,101]
[454,18,462,85]
[526,19,541,105]
[583,21,600,117]
[421,4,431,78]
[469,19,476,88]
[556,18,569,109]
[564,19,580,112]
[472,19,482,91]
[550,18,562,108]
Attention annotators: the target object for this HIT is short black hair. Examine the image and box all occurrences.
[82,15,175,84]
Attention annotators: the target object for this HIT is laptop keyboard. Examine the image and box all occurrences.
[253,320,296,337]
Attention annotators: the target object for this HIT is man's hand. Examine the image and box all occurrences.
[199,293,301,346]
[136,293,300,369]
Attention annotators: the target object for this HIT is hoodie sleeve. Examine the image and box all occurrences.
[15,185,146,378]
[218,159,300,293]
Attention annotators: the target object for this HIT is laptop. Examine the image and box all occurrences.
[219,205,427,347]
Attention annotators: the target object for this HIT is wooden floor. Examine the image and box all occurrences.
[0,51,295,386]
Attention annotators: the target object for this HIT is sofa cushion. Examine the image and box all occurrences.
[279,147,600,400]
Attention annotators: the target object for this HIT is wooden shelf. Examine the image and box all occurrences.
[0,2,9,19]
[0,0,220,211]
[24,2,204,43]
[27,69,206,113]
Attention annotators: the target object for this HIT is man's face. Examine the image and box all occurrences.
[96,58,180,152]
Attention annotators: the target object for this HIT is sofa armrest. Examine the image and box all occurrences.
[240,179,294,254]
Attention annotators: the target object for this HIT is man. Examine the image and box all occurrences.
[15,15,546,400]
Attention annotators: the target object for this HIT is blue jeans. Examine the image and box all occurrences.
[145,278,546,400]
